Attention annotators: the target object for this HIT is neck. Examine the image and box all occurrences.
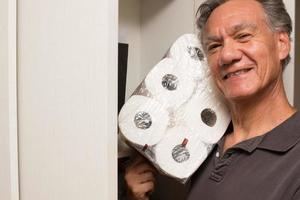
[225,78,296,147]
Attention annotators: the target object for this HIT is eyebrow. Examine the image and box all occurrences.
[230,23,257,34]
[203,23,258,45]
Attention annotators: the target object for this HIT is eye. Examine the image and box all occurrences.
[236,33,252,42]
[207,43,221,53]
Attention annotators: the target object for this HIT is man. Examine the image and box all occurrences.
[125,0,299,199]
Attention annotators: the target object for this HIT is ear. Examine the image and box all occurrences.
[276,32,290,61]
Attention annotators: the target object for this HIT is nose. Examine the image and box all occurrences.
[219,40,242,67]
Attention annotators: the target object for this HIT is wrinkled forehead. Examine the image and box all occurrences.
[200,0,268,42]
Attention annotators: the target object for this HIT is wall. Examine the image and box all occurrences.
[119,0,142,100]
[283,0,295,105]
[295,1,300,109]
[17,0,117,199]
[140,0,196,75]
[0,0,19,199]
[0,1,10,199]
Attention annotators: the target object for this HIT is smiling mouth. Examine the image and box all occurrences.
[224,68,253,79]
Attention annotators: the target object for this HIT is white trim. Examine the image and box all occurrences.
[8,0,19,198]
[108,0,118,198]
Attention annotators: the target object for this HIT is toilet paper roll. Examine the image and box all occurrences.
[145,58,196,108]
[168,34,205,62]
[118,95,169,146]
[155,126,208,179]
[167,34,208,81]
[182,79,231,144]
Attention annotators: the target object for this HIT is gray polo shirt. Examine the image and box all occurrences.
[188,112,300,200]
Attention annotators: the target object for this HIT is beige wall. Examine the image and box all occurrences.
[0,0,19,199]
[17,0,117,199]
[283,0,295,105]
[119,0,142,100]
[140,0,196,74]
[295,1,300,109]
[0,1,11,199]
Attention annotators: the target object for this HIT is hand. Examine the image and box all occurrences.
[125,155,157,200]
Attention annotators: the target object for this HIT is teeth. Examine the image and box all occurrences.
[226,69,251,79]
[226,69,250,79]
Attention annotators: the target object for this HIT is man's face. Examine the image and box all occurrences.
[202,0,290,102]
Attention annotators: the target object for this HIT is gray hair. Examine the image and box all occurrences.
[196,0,292,67]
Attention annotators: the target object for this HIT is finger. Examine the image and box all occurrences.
[139,181,155,195]
[132,181,155,197]
[134,163,157,174]
[139,171,156,184]
[129,181,154,200]
[126,158,157,175]
[126,170,156,186]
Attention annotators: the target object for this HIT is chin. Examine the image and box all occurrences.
[223,88,258,103]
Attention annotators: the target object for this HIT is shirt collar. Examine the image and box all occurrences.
[257,111,300,152]
[217,111,300,154]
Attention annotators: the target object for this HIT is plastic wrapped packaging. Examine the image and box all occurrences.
[118,34,231,183]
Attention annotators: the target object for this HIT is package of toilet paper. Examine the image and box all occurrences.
[118,34,231,183]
